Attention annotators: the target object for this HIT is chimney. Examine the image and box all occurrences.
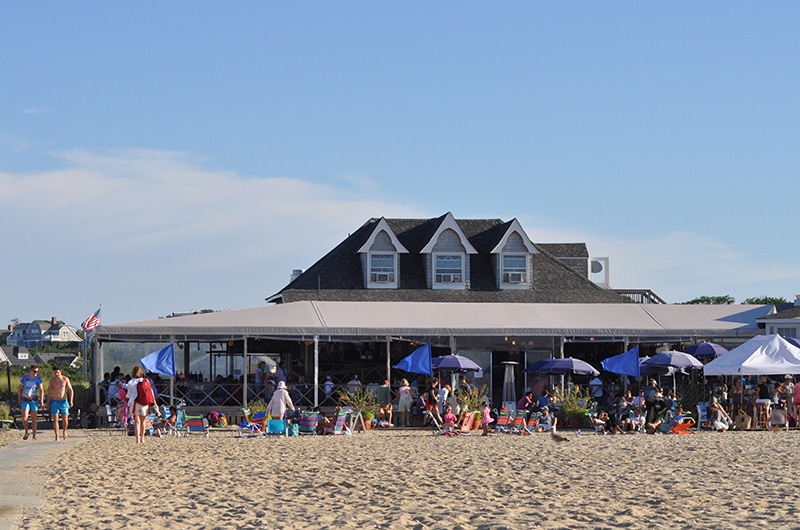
[290,269,304,282]
[52,316,58,325]
[794,294,800,307]
[8,324,13,332]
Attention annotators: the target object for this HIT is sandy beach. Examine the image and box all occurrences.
[3,427,799,529]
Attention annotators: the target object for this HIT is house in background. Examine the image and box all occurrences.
[6,317,82,349]
[268,212,628,305]
[757,296,800,339]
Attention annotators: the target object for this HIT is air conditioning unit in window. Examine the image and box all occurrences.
[440,274,454,283]
[505,272,524,283]
[375,273,391,283]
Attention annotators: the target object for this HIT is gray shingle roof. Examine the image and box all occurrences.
[272,216,623,304]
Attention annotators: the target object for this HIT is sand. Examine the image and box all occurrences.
[4,427,800,529]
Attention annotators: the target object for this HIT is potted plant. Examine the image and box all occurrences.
[454,384,489,430]
[554,386,591,428]
[338,386,377,431]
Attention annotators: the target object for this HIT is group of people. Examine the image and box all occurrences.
[17,364,74,441]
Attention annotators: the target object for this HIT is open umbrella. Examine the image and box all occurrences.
[431,354,482,372]
[684,342,728,359]
[641,351,703,373]
[785,337,800,349]
[525,357,599,376]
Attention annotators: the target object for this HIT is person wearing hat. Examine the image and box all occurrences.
[323,375,335,404]
[266,380,295,421]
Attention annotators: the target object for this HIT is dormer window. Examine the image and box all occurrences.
[369,253,397,287]
[434,253,464,287]
[501,253,529,286]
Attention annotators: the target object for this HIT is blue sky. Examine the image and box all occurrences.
[2,3,799,327]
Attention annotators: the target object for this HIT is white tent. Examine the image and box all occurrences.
[703,335,800,376]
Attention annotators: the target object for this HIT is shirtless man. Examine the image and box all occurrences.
[48,368,74,441]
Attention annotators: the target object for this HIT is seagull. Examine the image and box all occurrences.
[550,426,570,442]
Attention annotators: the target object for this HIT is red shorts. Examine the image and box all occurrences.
[426,403,436,411]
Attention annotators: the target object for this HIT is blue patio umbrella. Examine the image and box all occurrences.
[785,337,800,349]
[525,357,599,376]
[641,351,703,373]
[431,354,482,372]
[684,342,728,359]
[601,347,641,378]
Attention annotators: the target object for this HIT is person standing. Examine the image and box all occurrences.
[48,368,74,441]
[397,379,413,427]
[18,365,44,440]
[254,361,266,398]
[125,366,154,444]
[266,380,295,420]
[375,379,394,427]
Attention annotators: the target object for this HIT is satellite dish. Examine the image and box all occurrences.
[591,260,604,274]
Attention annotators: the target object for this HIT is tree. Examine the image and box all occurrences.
[741,296,789,305]
[682,295,735,305]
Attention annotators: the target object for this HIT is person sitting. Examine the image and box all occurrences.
[537,406,556,432]
[647,405,687,434]
[442,405,458,435]
[153,406,178,435]
[709,397,732,432]
[517,391,534,419]
[620,408,645,433]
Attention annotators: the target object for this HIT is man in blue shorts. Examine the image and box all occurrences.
[48,368,74,441]
[18,365,44,440]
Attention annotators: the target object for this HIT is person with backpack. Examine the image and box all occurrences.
[126,365,156,444]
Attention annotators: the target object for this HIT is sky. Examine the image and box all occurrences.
[2,3,799,328]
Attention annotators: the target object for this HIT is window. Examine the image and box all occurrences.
[501,253,528,284]
[369,253,395,284]
[776,327,798,339]
[435,253,463,284]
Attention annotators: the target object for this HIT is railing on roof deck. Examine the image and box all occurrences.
[611,289,667,304]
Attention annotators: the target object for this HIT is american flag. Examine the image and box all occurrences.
[81,308,101,332]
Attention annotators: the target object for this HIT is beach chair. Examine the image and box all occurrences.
[266,419,287,437]
[332,410,351,435]
[589,413,607,435]
[769,407,789,431]
[695,402,709,431]
[298,410,319,435]
[510,412,528,435]
[494,409,513,434]
[670,418,695,435]
[457,411,476,435]
[423,407,444,435]
[104,404,127,434]
[184,415,209,437]
[237,409,266,438]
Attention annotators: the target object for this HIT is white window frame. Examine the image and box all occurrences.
[500,253,529,288]
[433,252,465,289]
[776,327,798,339]
[368,252,397,288]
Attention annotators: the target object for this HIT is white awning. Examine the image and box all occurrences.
[95,301,773,342]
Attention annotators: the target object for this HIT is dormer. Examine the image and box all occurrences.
[357,218,408,289]
[490,218,538,289]
[420,213,478,290]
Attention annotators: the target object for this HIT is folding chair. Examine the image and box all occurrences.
[423,408,444,436]
[670,418,695,435]
[510,413,528,435]
[266,419,287,437]
[457,411,476,435]
[237,408,266,438]
[494,409,513,434]
[104,404,127,434]
[695,402,709,431]
[332,410,350,435]
[589,413,607,435]
[770,407,790,431]
[298,410,319,435]
[184,415,209,437]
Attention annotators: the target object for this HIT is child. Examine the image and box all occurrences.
[443,405,457,435]
[481,401,492,436]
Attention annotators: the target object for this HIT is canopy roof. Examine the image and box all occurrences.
[95,301,772,343]
[703,334,800,376]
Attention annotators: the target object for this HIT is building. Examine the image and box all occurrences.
[268,212,624,304]
[6,318,83,349]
